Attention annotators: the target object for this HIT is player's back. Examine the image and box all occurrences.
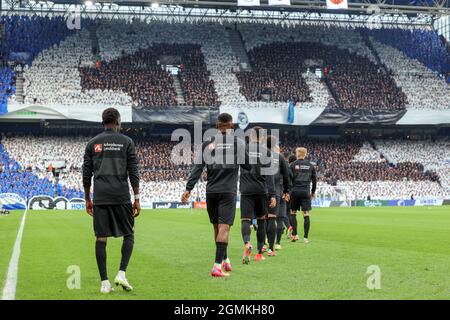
[84,129,135,205]
[202,132,247,194]
[239,141,273,195]
[290,159,315,190]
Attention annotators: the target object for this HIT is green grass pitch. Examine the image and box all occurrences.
[1,206,449,300]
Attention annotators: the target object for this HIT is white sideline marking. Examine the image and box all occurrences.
[1,208,28,300]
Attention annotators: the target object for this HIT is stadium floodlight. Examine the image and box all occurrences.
[151,2,159,9]
[85,0,93,6]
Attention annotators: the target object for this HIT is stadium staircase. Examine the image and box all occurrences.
[226,27,252,71]
[172,75,186,106]
[14,71,25,103]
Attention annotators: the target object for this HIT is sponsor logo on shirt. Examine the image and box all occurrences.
[94,144,103,153]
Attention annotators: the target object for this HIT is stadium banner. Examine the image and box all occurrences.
[1,103,133,123]
[0,193,27,210]
[355,199,445,207]
[221,106,326,126]
[68,198,86,210]
[312,107,406,125]
[326,0,348,9]
[268,0,291,5]
[133,107,219,124]
[443,199,450,206]
[396,109,450,125]
[238,0,260,6]
[28,196,87,210]
[152,202,193,209]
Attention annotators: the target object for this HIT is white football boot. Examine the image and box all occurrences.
[100,280,115,294]
[114,271,133,292]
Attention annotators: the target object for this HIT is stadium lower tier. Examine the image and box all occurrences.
[0,135,448,202]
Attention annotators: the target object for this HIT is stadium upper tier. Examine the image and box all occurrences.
[0,135,448,202]
[2,16,448,112]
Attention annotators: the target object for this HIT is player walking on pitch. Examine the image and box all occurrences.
[240,127,276,263]
[289,147,316,244]
[265,136,291,252]
[182,113,250,277]
[82,108,141,293]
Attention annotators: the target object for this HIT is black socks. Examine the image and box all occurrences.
[120,234,134,272]
[241,220,251,244]
[215,242,227,264]
[95,240,108,281]
[276,216,285,245]
[291,215,298,236]
[304,216,310,239]
[266,218,276,250]
[256,219,266,253]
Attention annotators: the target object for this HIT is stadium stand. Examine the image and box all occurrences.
[0,67,15,114]
[1,15,75,65]
[237,27,406,110]
[367,36,450,111]
[0,138,83,200]
[2,17,447,112]
[80,43,218,108]
[1,134,447,202]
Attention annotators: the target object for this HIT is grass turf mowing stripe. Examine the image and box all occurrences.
[1,208,27,300]
[0,211,24,292]
[12,207,450,300]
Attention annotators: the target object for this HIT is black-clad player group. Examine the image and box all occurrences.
[83,109,317,293]
[182,113,317,277]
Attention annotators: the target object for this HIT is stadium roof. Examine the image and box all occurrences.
[1,0,448,27]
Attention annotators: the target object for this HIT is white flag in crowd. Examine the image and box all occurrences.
[268,0,291,5]
[326,0,348,9]
[238,0,260,6]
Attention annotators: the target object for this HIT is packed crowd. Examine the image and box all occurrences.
[237,41,406,110]
[0,67,15,115]
[364,29,450,76]
[80,44,218,108]
[0,143,83,200]
[374,139,450,191]
[2,16,448,113]
[0,15,74,65]
[1,134,448,202]
[368,37,450,111]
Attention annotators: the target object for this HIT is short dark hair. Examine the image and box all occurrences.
[217,113,233,124]
[283,151,291,159]
[102,108,121,125]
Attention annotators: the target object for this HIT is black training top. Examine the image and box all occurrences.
[239,141,276,197]
[186,132,251,194]
[289,159,317,194]
[273,152,291,196]
[82,129,139,205]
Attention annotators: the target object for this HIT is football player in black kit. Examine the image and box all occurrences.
[240,126,276,263]
[289,147,317,244]
[265,135,291,254]
[82,108,141,293]
[182,113,251,277]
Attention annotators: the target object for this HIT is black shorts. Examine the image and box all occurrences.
[268,195,281,217]
[206,193,236,225]
[93,204,134,238]
[290,190,312,212]
[241,194,268,220]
